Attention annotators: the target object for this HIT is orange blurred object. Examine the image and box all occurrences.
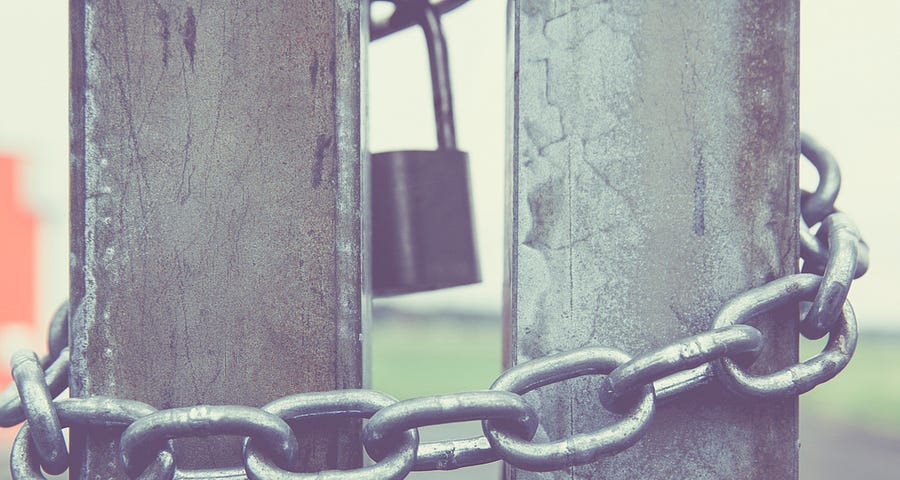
[0,155,37,387]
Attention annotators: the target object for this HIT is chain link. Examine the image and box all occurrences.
[597,324,763,413]
[713,274,858,397]
[799,213,863,339]
[244,390,419,480]
[363,391,537,471]
[11,397,178,480]
[10,351,68,475]
[484,346,656,472]
[0,136,870,478]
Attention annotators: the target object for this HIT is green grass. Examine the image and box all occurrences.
[372,317,900,436]
[371,318,503,399]
[800,334,900,435]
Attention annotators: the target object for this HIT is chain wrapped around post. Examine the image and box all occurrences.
[0,136,870,478]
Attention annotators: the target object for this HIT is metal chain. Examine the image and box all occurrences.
[0,136,868,479]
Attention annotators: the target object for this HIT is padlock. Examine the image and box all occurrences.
[371,0,479,296]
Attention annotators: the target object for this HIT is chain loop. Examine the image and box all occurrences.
[172,467,247,479]
[363,391,538,471]
[650,363,715,402]
[798,209,830,270]
[800,134,840,225]
[10,425,45,480]
[799,207,869,279]
[483,347,655,472]
[7,423,72,480]
[0,348,70,428]
[244,390,418,480]
[412,436,496,472]
[713,274,858,397]
[10,351,68,475]
[58,397,178,480]
[598,325,763,413]
[11,397,177,480]
[799,213,862,339]
[798,136,869,279]
[0,135,873,478]
[120,405,299,478]
[46,303,69,363]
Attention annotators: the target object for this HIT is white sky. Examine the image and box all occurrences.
[0,1,897,329]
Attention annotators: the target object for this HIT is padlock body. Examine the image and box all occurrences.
[371,149,480,296]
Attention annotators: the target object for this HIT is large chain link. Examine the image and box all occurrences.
[0,136,868,479]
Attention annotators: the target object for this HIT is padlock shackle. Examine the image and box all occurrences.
[370,0,469,42]
[418,1,457,151]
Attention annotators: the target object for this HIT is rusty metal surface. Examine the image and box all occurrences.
[505,1,799,479]
[69,0,364,476]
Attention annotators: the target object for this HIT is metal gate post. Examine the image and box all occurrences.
[69,1,365,476]
[505,1,798,479]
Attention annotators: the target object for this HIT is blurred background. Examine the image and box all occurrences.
[1,1,898,478]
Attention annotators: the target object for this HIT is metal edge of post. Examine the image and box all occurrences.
[335,0,369,468]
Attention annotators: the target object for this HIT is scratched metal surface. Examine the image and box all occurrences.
[505,1,799,479]
[69,0,365,476]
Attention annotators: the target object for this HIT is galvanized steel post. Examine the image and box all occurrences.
[69,0,365,476]
[505,1,799,479]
